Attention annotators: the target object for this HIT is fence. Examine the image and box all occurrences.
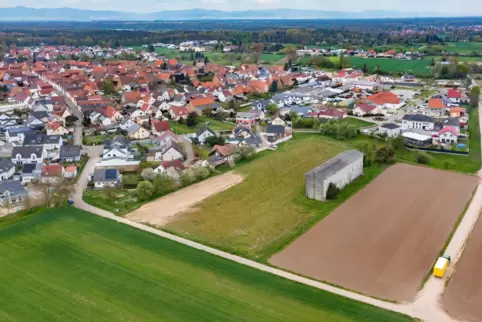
[405,145,469,156]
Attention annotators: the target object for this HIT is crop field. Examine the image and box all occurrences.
[443,42,482,53]
[166,135,389,260]
[348,57,433,76]
[426,55,482,63]
[443,210,482,322]
[0,208,413,322]
[270,164,477,302]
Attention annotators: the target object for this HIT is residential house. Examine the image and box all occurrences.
[441,118,461,133]
[92,168,121,188]
[154,159,185,178]
[236,112,256,125]
[209,144,237,162]
[26,115,45,130]
[151,119,171,135]
[126,123,150,139]
[47,122,69,136]
[447,89,463,104]
[23,133,63,151]
[271,117,286,126]
[102,136,136,161]
[265,124,287,142]
[21,163,43,184]
[366,91,403,113]
[119,118,136,131]
[0,159,15,181]
[378,123,401,138]
[64,165,78,179]
[11,146,47,165]
[427,98,447,117]
[168,105,190,121]
[147,141,184,162]
[436,126,459,145]
[449,107,466,118]
[59,145,82,162]
[5,127,33,144]
[401,114,435,131]
[353,103,381,116]
[41,164,65,184]
[196,125,217,144]
[103,105,123,123]
[0,180,27,206]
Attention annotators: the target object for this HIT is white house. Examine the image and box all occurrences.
[0,180,27,206]
[147,142,183,162]
[437,127,459,145]
[0,159,15,181]
[92,168,121,188]
[401,114,435,131]
[196,126,216,144]
[353,103,382,116]
[47,122,69,136]
[119,118,136,131]
[11,146,47,165]
[127,124,150,139]
[378,123,401,138]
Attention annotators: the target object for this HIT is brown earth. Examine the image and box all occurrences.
[443,213,482,321]
[270,163,477,303]
[126,172,244,226]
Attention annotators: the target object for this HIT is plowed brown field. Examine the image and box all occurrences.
[270,164,477,302]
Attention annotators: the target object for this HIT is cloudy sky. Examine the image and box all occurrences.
[1,0,481,15]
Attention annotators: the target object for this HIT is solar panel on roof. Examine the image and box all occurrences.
[105,169,117,180]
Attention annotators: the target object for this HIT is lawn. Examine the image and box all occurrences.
[426,55,482,63]
[169,117,234,135]
[83,134,115,145]
[83,188,140,215]
[166,135,387,260]
[0,208,412,322]
[340,117,375,129]
[443,42,482,53]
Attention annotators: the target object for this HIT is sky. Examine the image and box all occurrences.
[0,0,481,15]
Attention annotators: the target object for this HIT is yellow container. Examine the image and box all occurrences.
[433,257,449,278]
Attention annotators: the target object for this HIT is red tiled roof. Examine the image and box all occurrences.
[48,122,61,130]
[152,119,171,132]
[428,98,445,109]
[366,92,400,105]
[356,103,377,112]
[42,164,63,177]
[439,126,459,136]
[447,89,462,99]
[162,159,185,170]
[103,105,117,118]
[211,144,236,157]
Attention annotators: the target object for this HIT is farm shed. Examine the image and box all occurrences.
[305,150,363,201]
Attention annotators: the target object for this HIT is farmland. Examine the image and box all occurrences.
[443,206,482,322]
[0,208,412,322]
[348,57,433,76]
[270,164,477,302]
[166,135,386,260]
[442,42,482,53]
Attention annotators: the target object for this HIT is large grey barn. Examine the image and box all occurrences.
[305,150,364,201]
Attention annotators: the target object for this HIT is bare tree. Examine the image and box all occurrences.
[33,178,77,208]
[251,43,265,63]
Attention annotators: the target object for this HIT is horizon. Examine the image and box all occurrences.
[0,3,480,16]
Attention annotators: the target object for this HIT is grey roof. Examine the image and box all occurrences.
[0,180,26,197]
[60,145,82,158]
[243,135,262,147]
[30,111,49,119]
[442,118,460,128]
[0,159,14,173]
[22,163,42,175]
[402,114,435,123]
[381,123,401,130]
[7,127,33,137]
[306,150,364,180]
[290,105,313,115]
[127,123,141,133]
[23,133,61,146]
[93,168,120,183]
[12,146,44,158]
[266,124,285,134]
[104,136,129,149]
[196,125,216,138]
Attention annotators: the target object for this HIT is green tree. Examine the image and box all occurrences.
[416,151,431,165]
[470,86,481,107]
[136,181,155,201]
[204,136,225,147]
[153,174,174,195]
[267,103,278,115]
[269,80,278,93]
[148,45,156,53]
[186,112,198,127]
[100,80,117,95]
[326,183,340,200]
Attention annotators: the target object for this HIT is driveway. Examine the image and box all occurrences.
[178,135,194,166]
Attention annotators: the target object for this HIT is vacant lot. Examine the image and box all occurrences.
[443,213,482,321]
[0,208,413,322]
[127,172,244,226]
[270,164,477,302]
[166,136,390,259]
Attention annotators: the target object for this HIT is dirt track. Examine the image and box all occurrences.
[443,212,482,321]
[126,172,244,226]
[270,163,477,302]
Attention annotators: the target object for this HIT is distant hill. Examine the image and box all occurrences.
[0,6,469,21]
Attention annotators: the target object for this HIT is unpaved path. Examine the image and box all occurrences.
[126,172,244,226]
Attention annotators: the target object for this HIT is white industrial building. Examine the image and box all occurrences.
[305,150,364,201]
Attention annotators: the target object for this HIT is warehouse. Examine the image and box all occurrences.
[305,150,364,201]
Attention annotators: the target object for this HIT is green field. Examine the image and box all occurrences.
[426,55,482,63]
[166,135,385,259]
[443,42,482,53]
[340,117,375,129]
[348,57,433,76]
[169,117,234,134]
[0,208,412,322]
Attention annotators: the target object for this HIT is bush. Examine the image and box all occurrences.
[135,181,155,201]
[204,136,225,147]
[326,182,340,200]
[416,151,431,165]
